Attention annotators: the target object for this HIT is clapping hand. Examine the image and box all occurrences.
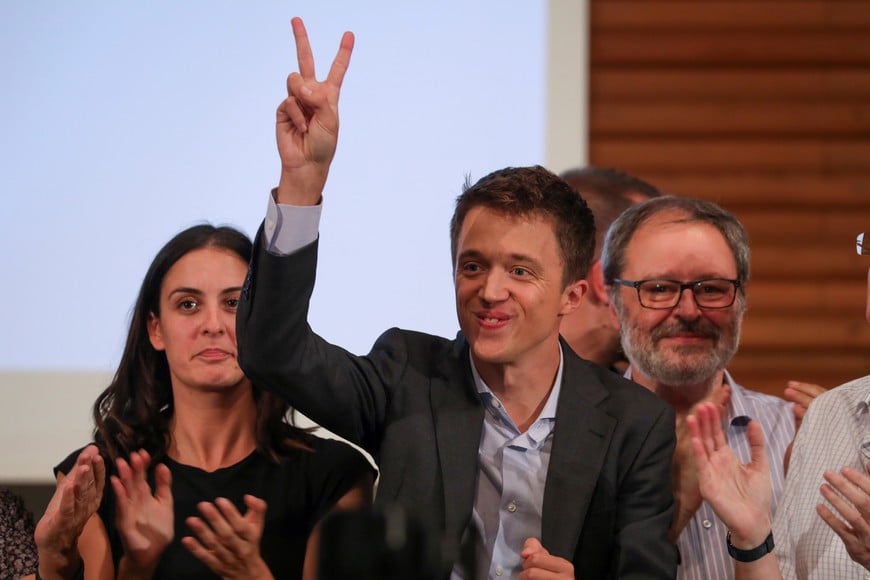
[112,449,174,574]
[182,495,272,580]
[687,402,773,548]
[34,445,105,576]
[520,538,574,579]
[817,464,870,570]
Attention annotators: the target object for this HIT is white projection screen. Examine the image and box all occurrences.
[0,1,586,482]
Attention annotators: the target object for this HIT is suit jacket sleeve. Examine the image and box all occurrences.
[614,401,677,578]
[237,229,397,454]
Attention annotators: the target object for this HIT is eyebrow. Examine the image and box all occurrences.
[167,286,244,297]
[507,253,544,271]
[457,250,544,271]
[634,274,736,282]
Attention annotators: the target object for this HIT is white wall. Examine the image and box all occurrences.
[0,1,587,482]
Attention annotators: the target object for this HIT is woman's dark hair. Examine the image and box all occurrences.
[93,224,310,464]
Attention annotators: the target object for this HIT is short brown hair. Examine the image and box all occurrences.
[450,166,596,287]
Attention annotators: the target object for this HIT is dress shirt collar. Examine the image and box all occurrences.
[470,347,564,423]
[623,367,754,427]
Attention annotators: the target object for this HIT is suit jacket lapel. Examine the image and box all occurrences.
[432,337,484,560]
[542,347,616,558]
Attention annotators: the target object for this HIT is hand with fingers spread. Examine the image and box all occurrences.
[113,449,174,576]
[687,402,773,548]
[276,16,355,205]
[34,445,105,577]
[182,495,271,580]
[519,538,574,579]
[671,384,732,539]
[817,464,870,570]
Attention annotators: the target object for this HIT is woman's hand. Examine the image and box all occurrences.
[182,494,271,580]
[112,450,174,576]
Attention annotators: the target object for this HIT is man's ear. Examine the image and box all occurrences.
[561,279,589,315]
[588,260,610,306]
[147,312,166,351]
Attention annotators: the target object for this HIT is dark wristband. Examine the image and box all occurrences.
[726,530,774,562]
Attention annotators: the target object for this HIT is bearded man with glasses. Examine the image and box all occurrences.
[601,196,796,580]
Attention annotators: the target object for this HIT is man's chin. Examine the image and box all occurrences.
[642,354,721,386]
[471,348,508,366]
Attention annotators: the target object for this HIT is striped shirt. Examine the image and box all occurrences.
[676,373,795,580]
[774,375,870,580]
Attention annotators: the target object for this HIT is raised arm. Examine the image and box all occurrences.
[275,17,354,205]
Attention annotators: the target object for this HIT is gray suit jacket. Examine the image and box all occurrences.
[237,235,678,578]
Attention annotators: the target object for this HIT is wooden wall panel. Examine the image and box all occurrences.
[595,2,870,29]
[594,69,870,101]
[592,103,870,136]
[589,0,870,394]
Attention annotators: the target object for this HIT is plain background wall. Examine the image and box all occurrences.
[0,1,587,485]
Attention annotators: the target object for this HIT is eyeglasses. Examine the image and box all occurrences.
[859,233,868,256]
[612,278,742,310]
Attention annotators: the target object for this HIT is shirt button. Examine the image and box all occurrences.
[702,519,713,529]
[507,500,518,513]
[495,566,504,576]
[266,219,275,231]
[492,399,501,409]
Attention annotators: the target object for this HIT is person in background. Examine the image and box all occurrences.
[237,17,677,580]
[31,224,374,580]
[558,166,661,372]
[688,230,870,579]
[0,486,38,578]
[601,196,795,579]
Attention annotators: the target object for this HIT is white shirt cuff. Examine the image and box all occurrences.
[263,189,322,255]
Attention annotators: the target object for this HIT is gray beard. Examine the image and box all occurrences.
[621,316,741,403]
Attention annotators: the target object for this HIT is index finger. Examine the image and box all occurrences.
[292,16,316,80]
[326,30,355,88]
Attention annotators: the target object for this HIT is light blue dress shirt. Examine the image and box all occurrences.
[451,350,563,580]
